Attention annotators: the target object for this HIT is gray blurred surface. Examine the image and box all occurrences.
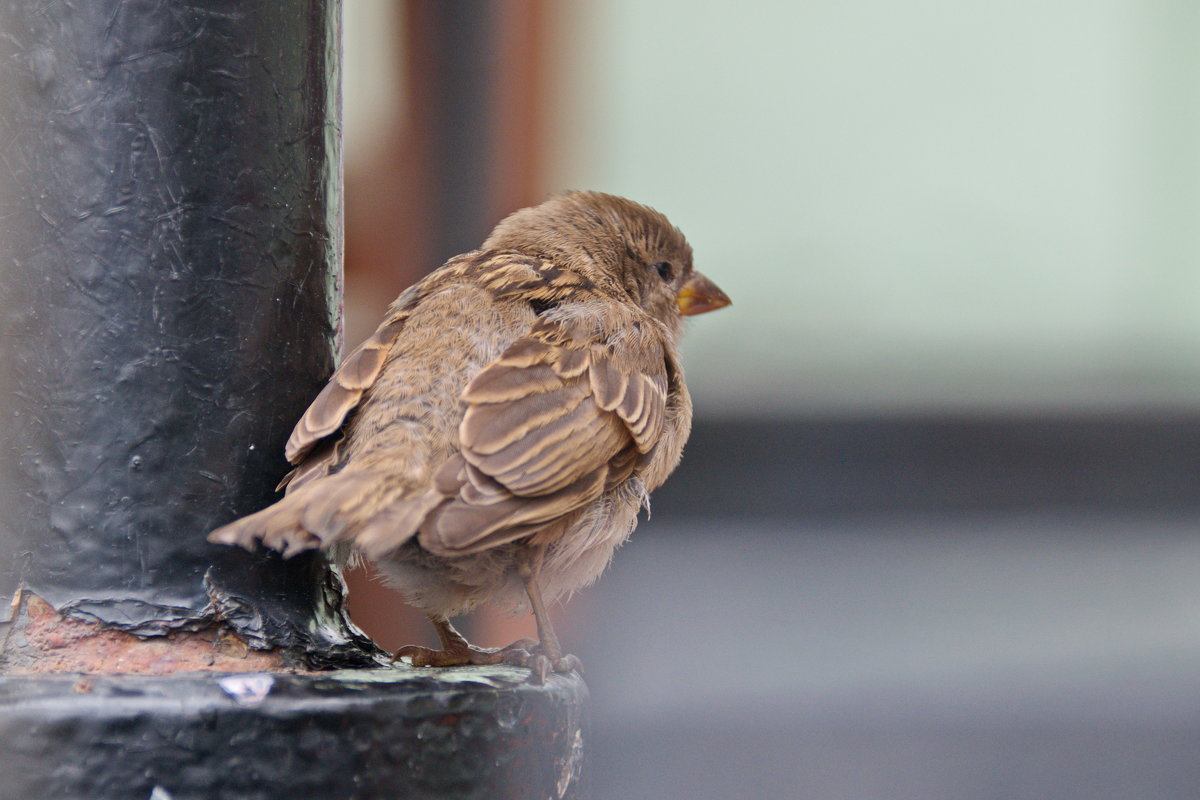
[566,513,1200,799]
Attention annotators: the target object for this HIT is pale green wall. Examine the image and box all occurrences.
[544,0,1200,414]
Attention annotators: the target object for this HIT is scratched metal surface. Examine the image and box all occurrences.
[0,1,370,663]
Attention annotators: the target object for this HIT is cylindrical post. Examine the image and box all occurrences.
[0,0,373,663]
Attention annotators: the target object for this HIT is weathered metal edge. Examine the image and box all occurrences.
[0,668,589,800]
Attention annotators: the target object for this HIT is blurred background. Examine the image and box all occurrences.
[341,3,1200,798]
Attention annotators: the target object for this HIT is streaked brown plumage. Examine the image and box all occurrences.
[209,191,730,678]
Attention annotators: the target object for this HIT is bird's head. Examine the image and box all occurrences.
[483,191,730,335]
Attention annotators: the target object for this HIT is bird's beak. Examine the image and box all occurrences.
[676,272,731,316]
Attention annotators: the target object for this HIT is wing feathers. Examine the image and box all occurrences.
[284,317,405,463]
[618,373,667,452]
[420,461,611,556]
[463,363,562,404]
[461,383,589,455]
[551,348,590,378]
[588,356,629,411]
[424,307,670,554]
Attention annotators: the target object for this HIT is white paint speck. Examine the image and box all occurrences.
[218,674,275,707]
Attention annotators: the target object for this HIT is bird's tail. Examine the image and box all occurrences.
[208,470,440,559]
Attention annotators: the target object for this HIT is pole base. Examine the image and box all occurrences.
[0,667,587,799]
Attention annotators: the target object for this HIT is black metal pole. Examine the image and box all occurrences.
[0,3,586,797]
[0,0,372,663]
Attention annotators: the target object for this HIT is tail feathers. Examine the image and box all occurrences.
[208,497,319,559]
[355,490,446,560]
[207,470,432,559]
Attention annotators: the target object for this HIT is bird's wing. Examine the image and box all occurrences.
[418,302,670,556]
[277,313,407,491]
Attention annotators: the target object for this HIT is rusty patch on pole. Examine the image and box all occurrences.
[1,593,291,675]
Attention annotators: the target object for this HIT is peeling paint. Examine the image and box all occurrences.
[2,592,289,675]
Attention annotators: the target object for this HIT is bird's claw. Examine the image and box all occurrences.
[391,639,582,681]
[391,643,485,668]
[555,653,584,674]
[511,648,584,683]
[389,637,540,669]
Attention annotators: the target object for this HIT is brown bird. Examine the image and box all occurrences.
[209,191,730,679]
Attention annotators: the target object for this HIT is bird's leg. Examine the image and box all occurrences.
[517,548,583,681]
[390,554,582,680]
[391,616,538,669]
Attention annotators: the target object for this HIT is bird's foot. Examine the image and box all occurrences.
[505,640,583,683]
[522,650,584,683]
[391,638,582,682]
[391,637,534,668]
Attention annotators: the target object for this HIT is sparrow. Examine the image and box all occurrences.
[209,191,730,679]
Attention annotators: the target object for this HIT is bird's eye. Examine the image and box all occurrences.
[652,261,674,282]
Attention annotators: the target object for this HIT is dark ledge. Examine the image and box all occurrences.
[0,667,588,800]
